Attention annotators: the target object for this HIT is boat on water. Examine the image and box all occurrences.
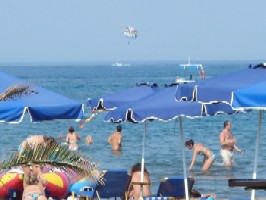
[111,62,131,67]
[176,58,205,83]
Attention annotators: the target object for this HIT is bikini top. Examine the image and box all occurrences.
[199,147,207,155]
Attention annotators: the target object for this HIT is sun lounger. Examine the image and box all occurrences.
[68,169,130,200]
[94,169,131,200]
[156,176,194,198]
[142,176,202,200]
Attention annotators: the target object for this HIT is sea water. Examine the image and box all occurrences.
[0,61,266,200]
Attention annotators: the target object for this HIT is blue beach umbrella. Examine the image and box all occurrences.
[232,79,266,200]
[87,82,160,111]
[176,68,266,103]
[176,65,266,200]
[105,84,237,122]
[232,80,266,109]
[105,85,204,122]
[0,72,83,123]
[105,84,238,200]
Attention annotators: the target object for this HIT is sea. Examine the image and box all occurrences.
[0,60,266,200]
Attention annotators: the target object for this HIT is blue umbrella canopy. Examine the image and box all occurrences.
[0,72,83,123]
[105,84,237,122]
[230,74,266,200]
[104,84,238,200]
[176,68,266,104]
[175,65,266,200]
[232,80,266,110]
[87,82,160,111]
[105,85,204,122]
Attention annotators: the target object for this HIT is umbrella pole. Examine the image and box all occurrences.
[140,120,147,197]
[251,110,262,200]
[179,116,190,200]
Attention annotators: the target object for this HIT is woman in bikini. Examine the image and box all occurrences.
[22,164,48,200]
[66,126,81,151]
[185,139,216,172]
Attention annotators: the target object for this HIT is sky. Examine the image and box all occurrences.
[0,0,266,63]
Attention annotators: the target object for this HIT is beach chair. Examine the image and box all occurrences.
[156,176,194,198]
[94,169,131,200]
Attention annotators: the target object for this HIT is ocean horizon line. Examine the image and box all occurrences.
[0,59,264,67]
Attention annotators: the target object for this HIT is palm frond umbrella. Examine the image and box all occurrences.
[0,143,104,184]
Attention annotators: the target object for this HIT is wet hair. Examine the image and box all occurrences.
[131,163,149,176]
[68,126,75,133]
[224,120,230,128]
[116,125,122,132]
[185,139,194,147]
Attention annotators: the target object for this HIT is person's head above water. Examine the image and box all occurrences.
[185,139,194,149]
[68,126,75,133]
[116,125,122,132]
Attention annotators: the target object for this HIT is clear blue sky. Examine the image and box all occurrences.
[0,0,265,63]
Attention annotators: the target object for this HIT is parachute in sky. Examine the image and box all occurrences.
[123,26,137,44]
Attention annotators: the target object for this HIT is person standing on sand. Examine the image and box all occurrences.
[66,126,81,151]
[107,125,122,152]
[219,120,245,166]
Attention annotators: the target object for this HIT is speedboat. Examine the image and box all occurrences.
[175,57,205,83]
[111,62,131,67]
[112,62,124,67]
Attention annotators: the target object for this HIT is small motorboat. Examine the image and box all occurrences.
[175,57,205,84]
[111,62,131,67]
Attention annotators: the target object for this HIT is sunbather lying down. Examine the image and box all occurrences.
[22,164,48,200]
[190,181,216,200]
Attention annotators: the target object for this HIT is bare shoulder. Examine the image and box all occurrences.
[220,130,226,137]
[194,144,203,152]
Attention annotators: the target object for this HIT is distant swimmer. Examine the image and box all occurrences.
[219,120,245,167]
[185,139,216,172]
[66,126,81,151]
[85,135,93,145]
[107,125,122,153]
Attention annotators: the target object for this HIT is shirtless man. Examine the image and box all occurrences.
[66,126,81,151]
[219,120,244,166]
[128,163,151,199]
[107,125,122,151]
